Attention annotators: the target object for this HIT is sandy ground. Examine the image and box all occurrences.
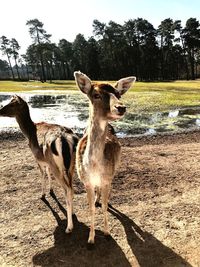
[0,130,200,267]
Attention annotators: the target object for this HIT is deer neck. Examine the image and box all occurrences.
[15,112,42,158]
[85,106,108,161]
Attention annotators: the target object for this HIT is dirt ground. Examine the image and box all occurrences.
[0,130,200,267]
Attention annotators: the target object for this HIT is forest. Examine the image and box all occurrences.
[0,17,200,81]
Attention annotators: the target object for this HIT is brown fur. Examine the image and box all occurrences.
[0,95,79,233]
[74,71,136,245]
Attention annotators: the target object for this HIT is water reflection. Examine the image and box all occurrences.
[0,93,200,136]
[196,119,200,126]
[168,110,179,118]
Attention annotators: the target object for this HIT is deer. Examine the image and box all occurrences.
[74,71,136,246]
[0,95,79,233]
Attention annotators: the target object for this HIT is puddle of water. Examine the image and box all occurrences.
[0,93,88,134]
[113,107,200,136]
[0,92,200,136]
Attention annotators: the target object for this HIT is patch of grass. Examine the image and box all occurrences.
[131,80,200,92]
[125,80,200,113]
[1,80,200,113]
[0,80,77,92]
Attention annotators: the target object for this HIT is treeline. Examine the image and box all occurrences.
[0,17,200,81]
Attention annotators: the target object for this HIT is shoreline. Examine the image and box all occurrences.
[1,128,200,149]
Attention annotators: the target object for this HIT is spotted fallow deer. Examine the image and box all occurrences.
[74,71,136,246]
[0,95,79,233]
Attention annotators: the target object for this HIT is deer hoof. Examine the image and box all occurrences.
[40,194,46,200]
[66,227,73,234]
[49,189,55,197]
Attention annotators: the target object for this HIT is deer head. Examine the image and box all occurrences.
[74,71,136,121]
[0,95,29,118]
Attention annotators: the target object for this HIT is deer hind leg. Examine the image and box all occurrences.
[101,183,111,236]
[46,166,53,195]
[86,184,96,245]
[60,173,74,234]
[38,164,46,199]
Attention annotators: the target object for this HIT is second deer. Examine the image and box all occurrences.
[0,95,79,233]
[74,71,136,246]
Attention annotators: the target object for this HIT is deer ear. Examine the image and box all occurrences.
[13,94,23,103]
[74,71,92,94]
[115,76,136,95]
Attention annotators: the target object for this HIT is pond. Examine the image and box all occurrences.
[0,91,200,137]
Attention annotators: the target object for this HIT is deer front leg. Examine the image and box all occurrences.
[101,183,111,237]
[86,184,96,246]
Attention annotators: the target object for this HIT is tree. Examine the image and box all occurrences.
[26,19,52,82]
[21,54,30,80]
[0,36,14,79]
[26,44,41,80]
[157,18,176,79]
[72,34,88,74]
[10,38,21,80]
[41,42,58,81]
[0,59,9,79]
[85,37,100,79]
[93,20,127,79]
[124,18,158,80]
[104,21,127,78]
[58,39,73,79]
[93,19,106,38]
[182,18,200,79]
[172,20,189,79]
[123,19,139,77]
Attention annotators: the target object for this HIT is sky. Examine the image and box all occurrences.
[0,0,200,57]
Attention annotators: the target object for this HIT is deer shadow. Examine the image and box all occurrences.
[32,196,131,267]
[108,205,192,267]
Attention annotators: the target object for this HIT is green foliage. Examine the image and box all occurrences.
[1,17,200,82]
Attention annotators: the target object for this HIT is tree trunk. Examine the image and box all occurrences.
[6,54,14,79]
[61,61,67,79]
[14,57,21,80]
[188,49,195,80]
[40,53,46,82]
[26,65,30,80]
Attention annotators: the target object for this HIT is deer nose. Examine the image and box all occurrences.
[115,105,126,114]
